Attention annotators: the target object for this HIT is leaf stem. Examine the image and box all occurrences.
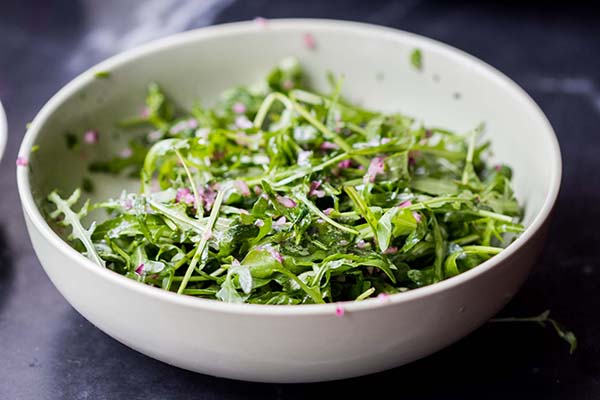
[295,191,359,235]
[462,128,477,185]
[272,153,349,187]
[174,148,203,217]
[461,245,503,254]
[177,189,225,294]
[355,287,376,301]
[290,98,369,166]
[48,190,105,268]
[475,209,514,223]
[344,186,379,240]
[253,92,294,129]
[490,310,577,354]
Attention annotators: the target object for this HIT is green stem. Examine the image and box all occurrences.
[411,145,465,162]
[355,287,376,301]
[462,245,504,254]
[180,288,218,296]
[344,186,379,239]
[174,148,203,217]
[253,92,294,129]
[290,98,369,166]
[272,153,349,187]
[431,213,445,283]
[345,122,368,137]
[148,199,230,232]
[276,267,325,304]
[451,234,480,245]
[289,89,323,105]
[407,196,473,210]
[475,209,514,223]
[295,191,359,235]
[462,129,476,185]
[177,190,226,295]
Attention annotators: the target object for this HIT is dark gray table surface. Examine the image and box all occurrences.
[1,1,598,399]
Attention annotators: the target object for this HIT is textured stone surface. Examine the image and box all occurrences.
[0,1,597,398]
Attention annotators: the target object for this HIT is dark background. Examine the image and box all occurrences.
[0,1,598,399]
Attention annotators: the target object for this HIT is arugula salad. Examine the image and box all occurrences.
[47,58,524,305]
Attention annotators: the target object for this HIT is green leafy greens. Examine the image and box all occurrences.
[491,310,578,354]
[47,57,524,305]
[410,48,423,71]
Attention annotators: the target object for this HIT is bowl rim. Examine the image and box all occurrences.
[16,18,562,316]
[0,99,6,161]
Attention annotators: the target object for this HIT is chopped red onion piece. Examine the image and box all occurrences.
[84,130,99,144]
[175,188,194,205]
[377,293,390,302]
[308,181,325,198]
[337,159,352,169]
[413,212,422,223]
[170,121,186,134]
[234,180,251,196]
[235,115,253,129]
[254,16,267,27]
[267,247,284,263]
[357,240,368,249]
[277,196,297,208]
[274,216,287,226]
[200,186,217,210]
[365,156,385,183]
[120,147,133,158]
[282,79,294,90]
[303,33,316,50]
[187,119,198,129]
[16,156,28,166]
[135,263,144,275]
[408,150,421,166]
[170,118,198,134]
[232,102,246,114]
[383,246,398,255]
[147,130,162,142]
[320,141,338,150]
[122,198,133,210]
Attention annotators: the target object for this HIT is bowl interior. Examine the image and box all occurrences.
[24,20,559,238]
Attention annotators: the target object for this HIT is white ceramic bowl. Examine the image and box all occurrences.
[17,19,561,383]
[0,100,6,160]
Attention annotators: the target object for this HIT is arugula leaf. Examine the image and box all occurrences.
[491,310,578,354]
[410,48,423,71]
[46,58,524,305]
[48,190,105,267]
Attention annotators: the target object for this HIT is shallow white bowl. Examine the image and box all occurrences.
[0,100,6,160]
[17,19,561,383]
